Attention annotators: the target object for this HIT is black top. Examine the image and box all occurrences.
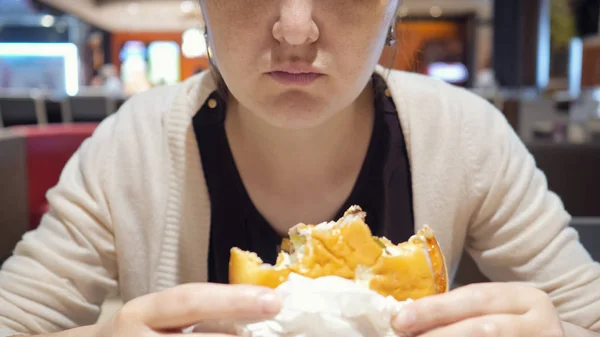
[193,73,415,284]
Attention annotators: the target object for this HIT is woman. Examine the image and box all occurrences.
[0,1,599,336]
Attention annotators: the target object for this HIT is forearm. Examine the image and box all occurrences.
[563,321,600,337]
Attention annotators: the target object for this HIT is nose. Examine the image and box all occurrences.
[273,0,319,45]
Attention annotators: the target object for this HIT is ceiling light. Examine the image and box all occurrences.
[0,43,79,96]
[127,3,140,15]
[182,28,207,58]
[397,5,409,18]
[180,0,195,14]
[430,6,443,18]
[40,15,55,27]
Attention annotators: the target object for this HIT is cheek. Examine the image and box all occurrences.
[211,31,269,81]
[203,2,275,70]
[325,6,393,74]
[203,0,277,38]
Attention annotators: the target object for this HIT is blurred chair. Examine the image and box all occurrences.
[115,98,127,111]
[0,93,48,127]
[9,123,98,229]
[571,218,600,261]
[528,143,600,217]
[61,95,116,123]
[45,99,66,124]
[0,129,29,262]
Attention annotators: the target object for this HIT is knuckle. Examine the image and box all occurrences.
[523,306,564,337]
[413,299,436,321]
[472,321,500,337]
[529,288,554,309]
[535,289,553,303]
[115,301,143,325]
[227,290,256,314]
[235,285,264,306]
[171,286,203,316]
[413,297,453,325]
[466,284,493,307]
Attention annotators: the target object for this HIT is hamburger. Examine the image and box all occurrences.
[229,205,448,301]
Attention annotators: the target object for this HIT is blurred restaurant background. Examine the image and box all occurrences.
[0,0,599,319]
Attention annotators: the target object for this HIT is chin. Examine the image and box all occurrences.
[258,93,336,129]
[267,116,328,129]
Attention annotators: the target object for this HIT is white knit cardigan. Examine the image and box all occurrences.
[1,69,599,336]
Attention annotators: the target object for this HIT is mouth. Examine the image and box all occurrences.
[269,71,322,85]
[268,64,324,86]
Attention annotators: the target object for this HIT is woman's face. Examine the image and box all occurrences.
[200,0,398,129]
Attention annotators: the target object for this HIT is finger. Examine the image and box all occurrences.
[392,283,536,333]
[190,319,238,334]
[414,314,520,337]
[132,283,281,330]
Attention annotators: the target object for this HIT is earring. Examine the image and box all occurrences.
[385,23,396,47]
[204,28,214,60]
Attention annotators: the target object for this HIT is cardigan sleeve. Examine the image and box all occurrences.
[0,115,120,336]
[462,93,600,332]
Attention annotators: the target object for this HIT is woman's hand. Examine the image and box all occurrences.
[392,283,565,337]
[93,283,281,337]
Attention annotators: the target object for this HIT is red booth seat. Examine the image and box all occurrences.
[10,123,98,229]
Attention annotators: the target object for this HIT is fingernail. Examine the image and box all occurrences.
[257,291,281,315]
[394,308,417,329]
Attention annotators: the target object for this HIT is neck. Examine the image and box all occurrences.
[225,81,375,187]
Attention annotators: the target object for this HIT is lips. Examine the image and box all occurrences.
[269,71,322,85]
[268,64,324,85]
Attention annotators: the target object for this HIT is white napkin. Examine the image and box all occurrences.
[234,273,410,337]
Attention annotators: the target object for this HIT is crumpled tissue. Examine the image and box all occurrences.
[234,273,410,337]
